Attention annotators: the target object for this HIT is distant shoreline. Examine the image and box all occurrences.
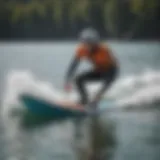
[0,39,160,43]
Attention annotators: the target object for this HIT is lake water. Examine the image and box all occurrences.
[0,41,160,160]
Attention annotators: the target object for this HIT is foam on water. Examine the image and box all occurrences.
[115,69,160,107]
[1,69,160,160]
[2,69,160,115]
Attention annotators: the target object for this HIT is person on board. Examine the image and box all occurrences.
[64,28,119,107]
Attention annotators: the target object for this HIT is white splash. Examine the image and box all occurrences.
[2,69,160,114]
[116,69,160,107]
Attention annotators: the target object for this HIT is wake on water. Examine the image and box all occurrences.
[2,69,160,117]
[1,69,160,160]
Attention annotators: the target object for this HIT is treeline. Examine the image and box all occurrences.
[0,0,160,40]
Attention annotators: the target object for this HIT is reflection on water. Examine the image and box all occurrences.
[73,109,160,160]
[1,109,160,160]
[88,117,116,160]
[73,116,116,160]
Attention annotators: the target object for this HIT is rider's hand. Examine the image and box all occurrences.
[64,82,72,92]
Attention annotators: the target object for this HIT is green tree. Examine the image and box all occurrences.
[0,0,159,38]
[127,0,160,38]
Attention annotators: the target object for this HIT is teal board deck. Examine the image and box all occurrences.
[20,94,86,117]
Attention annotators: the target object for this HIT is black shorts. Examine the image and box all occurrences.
[76,65,118,86]
[75,65,118,104]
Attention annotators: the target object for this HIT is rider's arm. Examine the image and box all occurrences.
[65,56,80,83]
[65,45,85,83]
